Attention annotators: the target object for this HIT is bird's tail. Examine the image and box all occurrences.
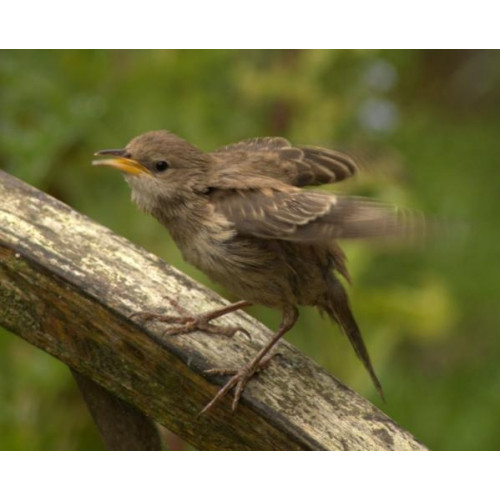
[321,275,385,400]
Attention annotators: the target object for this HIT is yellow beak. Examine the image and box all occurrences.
[92,150,151,176]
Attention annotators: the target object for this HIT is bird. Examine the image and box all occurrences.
[93,130,420,414]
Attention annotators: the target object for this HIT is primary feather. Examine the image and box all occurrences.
[209,184,418,244]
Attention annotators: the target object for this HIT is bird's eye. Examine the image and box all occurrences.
[154,160,169,172]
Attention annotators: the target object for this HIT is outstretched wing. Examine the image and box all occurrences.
[213,137,357,187]
[211,187,421,243]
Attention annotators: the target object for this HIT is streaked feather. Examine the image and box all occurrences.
[211,187,422,244]
[213,137,358,187]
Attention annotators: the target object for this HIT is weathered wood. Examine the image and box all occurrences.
[0,170,426,450]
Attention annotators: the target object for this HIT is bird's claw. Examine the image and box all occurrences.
[162,320,250,339]
[130,298,251,339]
[199,352,280,415]
[199,367,253,415]
[128,311,187,323]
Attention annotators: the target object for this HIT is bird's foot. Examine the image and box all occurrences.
[200,352,280,415]
[130,298,250,338]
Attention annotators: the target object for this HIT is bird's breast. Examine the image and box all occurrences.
[165,209,237,271]
[148,199,302,307]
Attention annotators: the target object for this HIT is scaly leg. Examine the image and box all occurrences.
[199,306,299,415]
[131,298,252,338]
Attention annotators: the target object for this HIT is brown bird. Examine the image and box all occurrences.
[93,130,419,414]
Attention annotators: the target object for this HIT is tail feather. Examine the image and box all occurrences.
[322,277,385,400]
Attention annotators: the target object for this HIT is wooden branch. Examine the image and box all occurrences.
[0,170,426,450]
[71,369,164,450]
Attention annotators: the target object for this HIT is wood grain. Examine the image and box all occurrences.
[0,170,426,450]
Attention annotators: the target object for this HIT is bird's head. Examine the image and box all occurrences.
[93,130,211,210]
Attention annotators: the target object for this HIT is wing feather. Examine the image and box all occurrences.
[211,188,421,244]
[213,137,358,187]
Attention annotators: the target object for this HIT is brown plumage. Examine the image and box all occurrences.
[93,130,420,413]
[214,136,357,186]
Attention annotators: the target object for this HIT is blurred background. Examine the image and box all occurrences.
[0,49,499,450]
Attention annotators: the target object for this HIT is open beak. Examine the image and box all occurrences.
[92,149,150,176]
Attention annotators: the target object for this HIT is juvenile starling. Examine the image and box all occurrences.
[93,130,418,414]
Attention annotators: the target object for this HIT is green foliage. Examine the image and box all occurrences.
[1,50,499,450]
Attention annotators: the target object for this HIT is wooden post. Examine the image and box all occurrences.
[0,170,426,450]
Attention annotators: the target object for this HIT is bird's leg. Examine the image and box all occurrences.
[199,306,299,415]
[130,298,252,338]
